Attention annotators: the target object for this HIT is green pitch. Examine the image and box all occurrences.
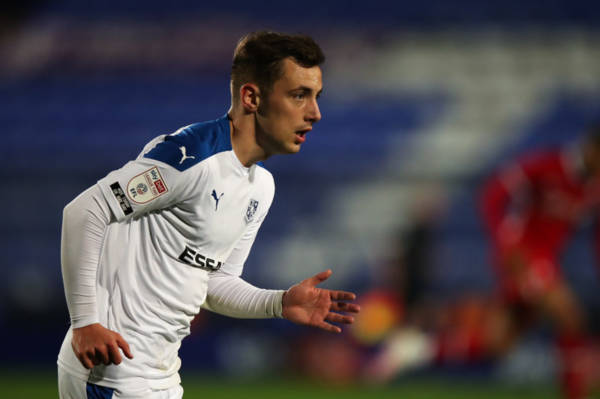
[0,370,584,399]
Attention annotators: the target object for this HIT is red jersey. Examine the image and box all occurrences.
[480,145,600,301]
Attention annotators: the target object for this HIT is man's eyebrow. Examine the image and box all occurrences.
[291,86,323,95]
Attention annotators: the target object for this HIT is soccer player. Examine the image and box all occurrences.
[363,128,600,395]
[57,31,360,399]
[480,125,600,399]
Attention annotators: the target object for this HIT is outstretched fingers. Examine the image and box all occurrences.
[330,301,361,313]
[305,269,333,287]
[315,311,356,332]
[329,290,360,315]
[315,320,342,334]
[326,312,354,325]
[285,269,361,334]
[329,290,357,301]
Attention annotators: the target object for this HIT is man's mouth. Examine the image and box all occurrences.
[295,128,311,143]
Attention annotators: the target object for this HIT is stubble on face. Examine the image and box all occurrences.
[255,58,323,157]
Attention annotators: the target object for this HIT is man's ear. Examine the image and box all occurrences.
[240,83,260,112]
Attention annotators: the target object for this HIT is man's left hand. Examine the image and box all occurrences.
[282,269,360,333]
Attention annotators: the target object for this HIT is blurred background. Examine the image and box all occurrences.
[2,0,600,397]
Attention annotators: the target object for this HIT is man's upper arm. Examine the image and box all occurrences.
[219,170,275,277]
[96,130,213,221]
[96,157,192,222]
[219,214,265,277]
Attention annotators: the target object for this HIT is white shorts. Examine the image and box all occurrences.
[58,368,184,399]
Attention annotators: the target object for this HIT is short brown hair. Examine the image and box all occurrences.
[231,31,325,103]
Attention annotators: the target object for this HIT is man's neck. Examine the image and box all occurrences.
[228,108,269,167]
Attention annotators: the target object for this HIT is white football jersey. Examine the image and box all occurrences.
[58,114,275,391]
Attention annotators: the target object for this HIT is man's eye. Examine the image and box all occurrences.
[293,93,305,100]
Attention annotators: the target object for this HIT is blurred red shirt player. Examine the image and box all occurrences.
[480,124,600,399]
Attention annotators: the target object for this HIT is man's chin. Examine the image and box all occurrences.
[287,144,302,154]
[279,142,302,154]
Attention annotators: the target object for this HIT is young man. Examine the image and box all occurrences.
[57,31,360,399]
[480,126,600,399]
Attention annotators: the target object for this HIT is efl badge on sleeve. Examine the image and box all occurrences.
[110,182,133,215]
[126,166,168,203]
[245,199,259,224]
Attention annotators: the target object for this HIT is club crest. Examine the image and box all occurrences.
[245,199,259,223]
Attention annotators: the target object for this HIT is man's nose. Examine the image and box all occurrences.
[306,99,321,123]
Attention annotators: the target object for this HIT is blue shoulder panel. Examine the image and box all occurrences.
[144,114,232,171]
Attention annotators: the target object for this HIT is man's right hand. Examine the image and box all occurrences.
[71,323,133,369]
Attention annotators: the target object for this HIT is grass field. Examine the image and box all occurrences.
[1,370,574,399]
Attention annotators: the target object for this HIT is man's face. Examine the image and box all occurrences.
[255,58,322,155]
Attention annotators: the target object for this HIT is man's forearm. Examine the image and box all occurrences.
[203,271,284,318]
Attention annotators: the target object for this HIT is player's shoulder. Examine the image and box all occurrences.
[255,161,274,181]
[254,162,275,194]
[143,114,232,171]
